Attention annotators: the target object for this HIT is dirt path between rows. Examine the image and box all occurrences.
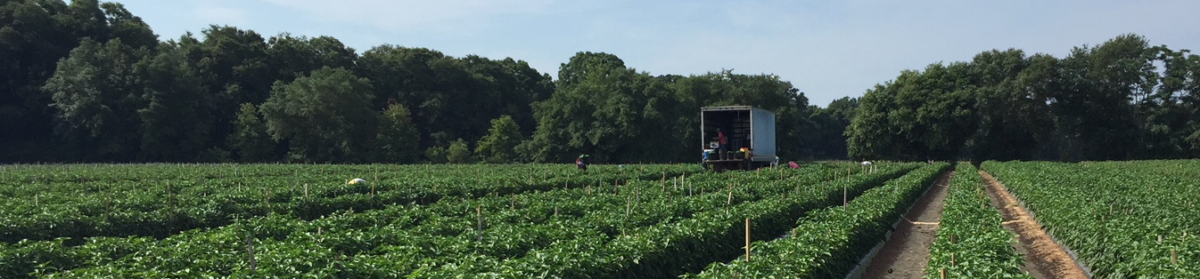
[861,171,954,278]
[979,170,1088,279]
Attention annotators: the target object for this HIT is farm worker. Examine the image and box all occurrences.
[576,154,589,171]
[716,128,728,160]
[348,178,367,185]
[788,161,800,169]
[861,161,873,166]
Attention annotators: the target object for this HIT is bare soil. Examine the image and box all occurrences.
[861,171,954,279]
[979,170,1088,279]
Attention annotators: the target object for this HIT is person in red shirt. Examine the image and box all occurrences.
[717,128,728,160]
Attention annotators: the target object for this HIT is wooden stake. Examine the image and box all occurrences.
[951,253,956,266]
[246,233,257,274]
[304,183,309,199]
[940,268,945,279]
[1172,249,1178,265]
[745,218,751,262]
[168,180,175,216]
[477,205,483,242]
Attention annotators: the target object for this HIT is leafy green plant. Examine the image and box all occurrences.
[984,160,1200,278]
[924,163,1030,278]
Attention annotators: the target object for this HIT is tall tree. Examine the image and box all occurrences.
[526,52,643,163]
[376,103,420,163]
[476,115,523,163]
[43,38,150,161]
[267,33,357,83]
[0,0,156,162]
[180,26,271,156]
[228,103,275,162]
[848,62,977,161]
[260,67,376,163]
[135,42,209,162]
[446,138,472,163]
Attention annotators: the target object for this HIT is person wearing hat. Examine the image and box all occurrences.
[576,154,589,171]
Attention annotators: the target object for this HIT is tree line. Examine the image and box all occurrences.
[9,1,1191,164]
[847,34,1200,162]
[1,0,854,164]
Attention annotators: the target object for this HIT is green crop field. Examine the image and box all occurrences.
[985,160,1200,278]
[1,161,1197,278]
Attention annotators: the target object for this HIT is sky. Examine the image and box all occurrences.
[117,0,1200,107]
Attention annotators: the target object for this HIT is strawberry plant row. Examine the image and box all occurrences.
[686,163,948,278]
[923,163,1030,278]
[416,163,923,278]
[984,160,1200,278]
[0,164,700,242]
[28,163,851,278]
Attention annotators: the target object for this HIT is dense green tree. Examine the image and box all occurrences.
[178,26,272,156]
[848,62,977,161]
[356,46,553,159]
[424,146,448,163]
[267,34,357,83]
[376,103,420,163]
[43,38,150,161]
[228,103,274,162]
[0,0,157,161]
[476,115,523,163]
[806,97,858,159]
[260,67,376,163]
[135,42,209,162]
[526,52,642,163]
[446,138,472,163]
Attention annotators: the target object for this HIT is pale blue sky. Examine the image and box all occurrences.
[117,0,1200,107]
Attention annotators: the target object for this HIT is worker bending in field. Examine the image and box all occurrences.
[576,154,589,171]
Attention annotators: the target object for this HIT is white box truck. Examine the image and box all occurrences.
[701,105,778,171]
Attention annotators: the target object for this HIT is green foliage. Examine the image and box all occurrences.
[688,163,948,278]
[849,34,1200,162]
[984,160,1200,277]
[424,145,448,163]
[7,1,1200,165]
[43,38,151,161]
[475,115,524,163]
[924,163,1031,278]
[260,67,376,163]
[376,104,420,163]
[135,42,210,162]
[0,164,702,278]
[446,138,472,163]
[805,97,859,159]
[228,103,275,162]
[848,63,978,161]
[267,33,357,83]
